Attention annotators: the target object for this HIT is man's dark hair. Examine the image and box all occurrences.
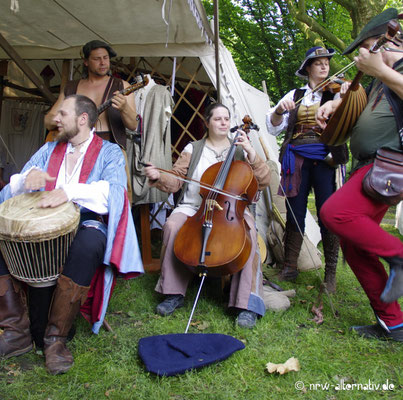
[82,40,117,59]
[66,94,98,128]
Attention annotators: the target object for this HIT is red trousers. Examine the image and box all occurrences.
[320,163,403,326]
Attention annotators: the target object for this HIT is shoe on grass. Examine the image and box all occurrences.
[351,324,403,342]
[156,294,184,316]
[236,310,257,329]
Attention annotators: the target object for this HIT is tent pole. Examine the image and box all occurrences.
[213,0,221,103]
[0,61,7,122]
[0,33,56,103]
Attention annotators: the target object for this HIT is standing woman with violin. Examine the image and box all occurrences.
[266,47,349,290]
[144,103,270,328]
[317,9,403,342]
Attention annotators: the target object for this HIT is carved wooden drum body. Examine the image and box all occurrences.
[0,192,80,287]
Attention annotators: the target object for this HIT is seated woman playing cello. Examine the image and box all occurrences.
[144,103,270,328]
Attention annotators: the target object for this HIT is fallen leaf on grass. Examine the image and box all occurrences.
[266,357,300,375]
[196,321,210,331]
[311,303,324,325]
[6,368,21,377]
[190,321,210,330]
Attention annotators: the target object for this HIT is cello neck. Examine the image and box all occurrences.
[212,130,241,191]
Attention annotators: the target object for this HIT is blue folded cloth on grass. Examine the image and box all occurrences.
[138,333,245,376]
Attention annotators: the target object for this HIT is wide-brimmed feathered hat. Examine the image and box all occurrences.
[295,46,335,79]
[342,8,400,55]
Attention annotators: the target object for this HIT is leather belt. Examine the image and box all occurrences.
[292,125,323,139]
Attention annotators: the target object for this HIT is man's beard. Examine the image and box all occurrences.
[55,124,79,143]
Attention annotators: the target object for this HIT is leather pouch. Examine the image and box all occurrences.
[362,147,403,205]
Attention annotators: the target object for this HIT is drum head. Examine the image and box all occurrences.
[0,192,80,241]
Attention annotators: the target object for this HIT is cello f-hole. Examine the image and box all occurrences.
[224,200,234,221]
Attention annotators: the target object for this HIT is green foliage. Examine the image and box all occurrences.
[204,0,313,101]
[202,0,397,105]
[386,0,403,12]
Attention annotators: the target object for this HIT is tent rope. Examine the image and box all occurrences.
[10,0,19,13]
[162,0,173,48]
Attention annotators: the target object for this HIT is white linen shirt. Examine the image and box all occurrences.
[10,131,110,214]
[265,84,340,136]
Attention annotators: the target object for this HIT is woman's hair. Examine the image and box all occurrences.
[204,102,231,124]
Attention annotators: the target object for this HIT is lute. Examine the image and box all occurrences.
[45,75,149,142]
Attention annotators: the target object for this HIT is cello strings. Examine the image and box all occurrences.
[156,168,247,202]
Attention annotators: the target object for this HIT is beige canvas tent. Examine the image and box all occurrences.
[0,0,321,270]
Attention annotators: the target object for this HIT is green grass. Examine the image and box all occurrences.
[0,235,402,400]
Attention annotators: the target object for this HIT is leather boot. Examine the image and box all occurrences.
[43,275,89,375]
[279,224,303,281]
[322,232,340,294]
[0,275,33,358]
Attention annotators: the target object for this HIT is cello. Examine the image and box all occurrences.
[173,116,259,277]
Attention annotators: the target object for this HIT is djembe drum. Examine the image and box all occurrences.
[0,192,80,348]
[0,192,80,287]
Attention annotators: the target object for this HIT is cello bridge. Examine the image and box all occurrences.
[206,199,223,211]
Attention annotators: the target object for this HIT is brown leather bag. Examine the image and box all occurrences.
[362,147,403,205]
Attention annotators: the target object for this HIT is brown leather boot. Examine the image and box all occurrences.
[43,275,89,375]
[279,225,303,281]
[322,232,340,294]
[0,275,33,358]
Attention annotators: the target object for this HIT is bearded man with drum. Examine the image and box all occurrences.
[0,95,143,374]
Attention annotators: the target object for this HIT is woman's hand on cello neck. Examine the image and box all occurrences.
[234,129,256,164]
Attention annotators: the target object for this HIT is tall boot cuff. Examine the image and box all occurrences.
[58,275,90,306]
[0,274,11,296]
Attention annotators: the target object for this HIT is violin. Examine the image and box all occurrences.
[293,77,348,107]
[321,78,348,94]
[172,116,259,277]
